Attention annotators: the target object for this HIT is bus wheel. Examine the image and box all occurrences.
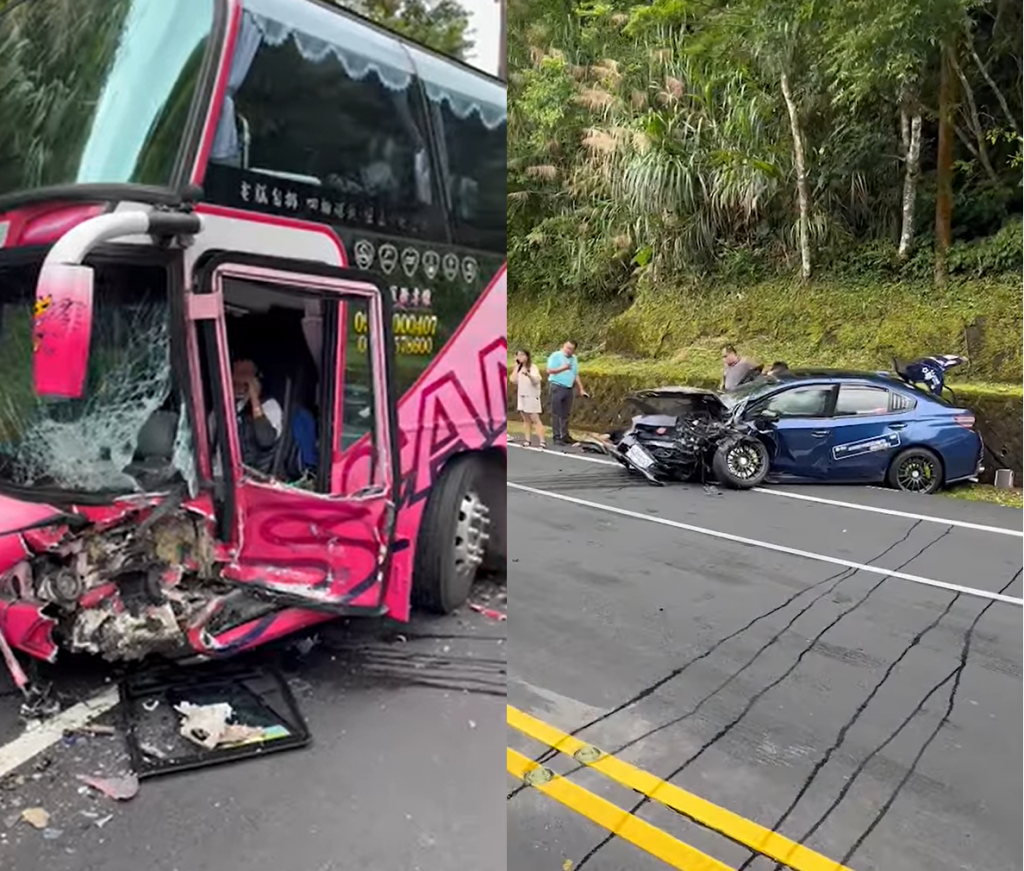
[478,452,506,575]
[413,456,491,614]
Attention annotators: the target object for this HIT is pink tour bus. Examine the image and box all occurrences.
[0,0,506,684]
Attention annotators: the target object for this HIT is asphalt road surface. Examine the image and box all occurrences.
[0,583,506,871]
[506,443,1022,871]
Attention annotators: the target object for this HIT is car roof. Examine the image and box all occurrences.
[633,386,719,396]
[775,369,909,388]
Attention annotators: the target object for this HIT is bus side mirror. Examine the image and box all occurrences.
[33,263,94,399]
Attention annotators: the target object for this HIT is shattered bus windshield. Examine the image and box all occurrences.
[0,0,215,200]
[0,261,193,498]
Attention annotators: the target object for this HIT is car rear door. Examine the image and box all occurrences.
[826,384,910,482]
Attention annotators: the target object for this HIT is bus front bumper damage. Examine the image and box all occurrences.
[0,494,329,692]
[0,599,59,663]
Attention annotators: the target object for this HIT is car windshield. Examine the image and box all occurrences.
[718,376,779,409]
[0,0,215,201]
[0,258,195,499]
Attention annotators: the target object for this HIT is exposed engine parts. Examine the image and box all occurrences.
[2,512,223,662]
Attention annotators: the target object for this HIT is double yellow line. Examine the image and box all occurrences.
[507,705,855,871]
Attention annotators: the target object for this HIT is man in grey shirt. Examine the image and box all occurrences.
[721,345,760,391]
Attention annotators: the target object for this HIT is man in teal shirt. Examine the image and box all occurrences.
[547,340,588,444]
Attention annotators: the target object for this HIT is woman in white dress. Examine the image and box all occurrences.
[511,349,545,448]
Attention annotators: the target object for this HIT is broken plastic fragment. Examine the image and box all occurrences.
[20,807,49,829]
[76,773,139,802]
[468,603,507,621]
[220,724,265,745]
[66,724,116,737]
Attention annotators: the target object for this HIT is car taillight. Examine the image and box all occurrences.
[954,414,975,429]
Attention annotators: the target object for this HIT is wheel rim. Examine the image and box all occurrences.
[454,489,490,578]
[896,456,937,492]
[726,443,763,480]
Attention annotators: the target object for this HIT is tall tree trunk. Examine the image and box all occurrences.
[934,44,957,289]
[898,98,923,260]
[780,72,811,282]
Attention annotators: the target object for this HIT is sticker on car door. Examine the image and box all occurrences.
[831,431,901,461]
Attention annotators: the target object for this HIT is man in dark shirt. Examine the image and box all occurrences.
[231,359,283,473]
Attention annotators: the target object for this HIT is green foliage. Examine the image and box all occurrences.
[333,0,472,58]
[508,0,1023,292]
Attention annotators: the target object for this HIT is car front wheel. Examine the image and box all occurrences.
[712,437,770,489]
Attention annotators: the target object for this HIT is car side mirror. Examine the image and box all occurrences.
[755,409,779,429]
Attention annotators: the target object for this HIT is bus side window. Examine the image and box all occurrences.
[409,51,506,251]
[207,7,444,238]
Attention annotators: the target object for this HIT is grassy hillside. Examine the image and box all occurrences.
[509,274,1023,389]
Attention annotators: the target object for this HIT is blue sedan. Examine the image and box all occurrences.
[718,371,984,493]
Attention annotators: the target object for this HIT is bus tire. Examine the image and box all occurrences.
[412,456,491,614]
[477,451,506,575]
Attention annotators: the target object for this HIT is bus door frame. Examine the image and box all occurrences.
[187,252,399,612]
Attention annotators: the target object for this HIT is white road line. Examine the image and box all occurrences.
[508,481,1024,606]
[0,686,120,779]
[506,443,1023,538]
[752,486,1022,537]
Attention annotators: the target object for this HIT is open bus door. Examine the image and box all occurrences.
[188,254,399,611]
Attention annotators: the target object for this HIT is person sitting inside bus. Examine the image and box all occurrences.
[231,358,283,474]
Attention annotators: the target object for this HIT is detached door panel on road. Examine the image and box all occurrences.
[190,258,397,608]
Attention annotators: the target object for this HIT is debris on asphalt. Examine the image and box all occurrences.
[139,742,168,759]
[76,773,139,801]
[122,665,311,778]
[174,701,234,750]
[468,603,507,621]
[20,807,50,829]
[66,723,117,737]
[19,683,61,721]
[174,701,264,750]
[291,634,320,657]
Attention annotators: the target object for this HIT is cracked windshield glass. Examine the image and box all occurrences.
[0,262,190,496]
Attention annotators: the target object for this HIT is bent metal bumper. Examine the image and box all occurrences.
[0,599,59,663]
